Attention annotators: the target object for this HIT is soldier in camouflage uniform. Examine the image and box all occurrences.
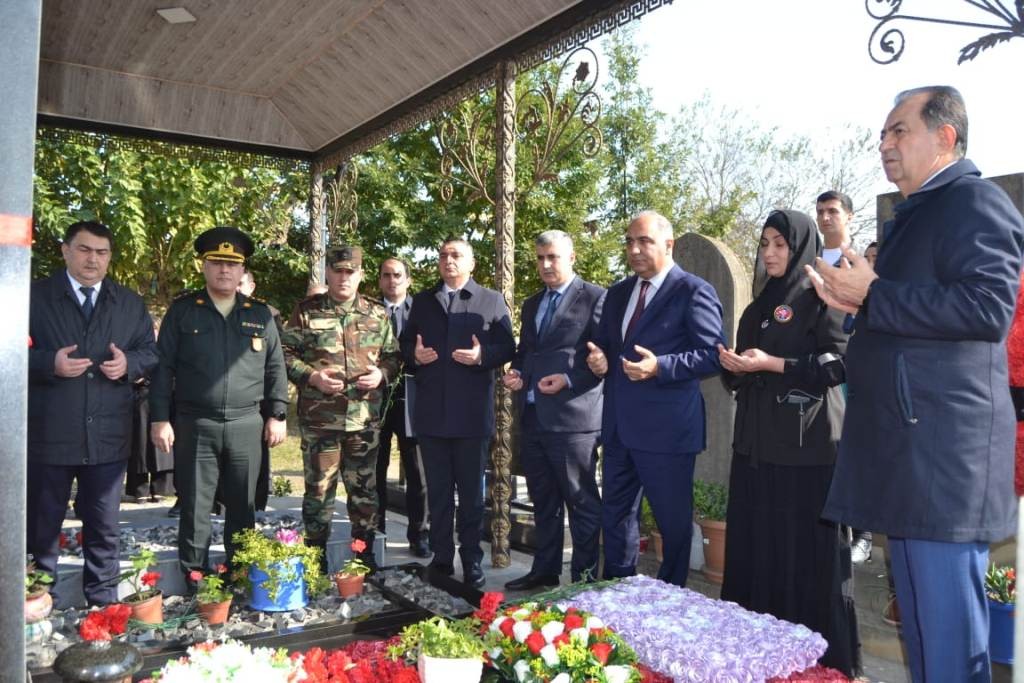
[281,246,401,571]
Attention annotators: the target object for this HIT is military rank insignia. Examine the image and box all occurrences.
[252,337,263,351]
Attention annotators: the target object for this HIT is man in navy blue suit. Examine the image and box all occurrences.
[585,211,724,587]
[399,238,516,588]
[810,86,1024,682]
[501,230,605,589]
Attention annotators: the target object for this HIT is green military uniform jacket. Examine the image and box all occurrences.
[150,290,289,421]
[282,292,401,432]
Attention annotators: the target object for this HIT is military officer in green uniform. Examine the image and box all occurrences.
[150,226,289,577]
[281,246,400,572]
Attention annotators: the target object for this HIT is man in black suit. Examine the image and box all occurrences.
[376,256,430,558]
[502,230,605,589]
[399,238,516,588]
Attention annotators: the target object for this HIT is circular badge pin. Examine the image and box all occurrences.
[773,305,794,324]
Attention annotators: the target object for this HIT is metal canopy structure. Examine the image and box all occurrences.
[2,1,674,678]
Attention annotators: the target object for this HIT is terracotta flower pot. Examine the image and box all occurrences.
[197,597,233,626]
[698,518,727,584]
[127,591,164,624]
[334,573,365,598]
[25,589,54,624]
[651,530,664,562]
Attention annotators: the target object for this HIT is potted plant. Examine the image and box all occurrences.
[639,497,661,561]
[693,479,728,584]
[25,561,55,624]
[333,538,372,598]
[393,616,486,683]
[232,527,324,611]
[986,563,1015,664]
[120,549,163,624]
[189,563,234,625]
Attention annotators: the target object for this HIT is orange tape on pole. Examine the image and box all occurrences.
[0,214,32,247]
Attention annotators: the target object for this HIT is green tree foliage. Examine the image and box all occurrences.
[33,135,309,313]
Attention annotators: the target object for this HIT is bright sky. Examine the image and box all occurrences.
[621,0,1024,195]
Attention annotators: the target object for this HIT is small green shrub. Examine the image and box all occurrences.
[693,479,728,521]
[271,475,293,497]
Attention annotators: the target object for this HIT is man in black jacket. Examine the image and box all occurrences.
[399,238,515,588]
[28,220,158,605]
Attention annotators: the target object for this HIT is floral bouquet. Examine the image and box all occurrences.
[338,538,372,578]
[190,564,233,604]
[139,640,301,682]
[79,603,132,641]
[986,564,1016,604]
[483,601,641,683]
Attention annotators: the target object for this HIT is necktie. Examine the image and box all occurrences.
[389,305,400,335]
[624,280,650,340]
[447,290,456,313]
[537,290,561,338]
[80,286,95,321]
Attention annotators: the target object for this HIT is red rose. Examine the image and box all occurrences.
[141,571,161,587]
[590,642,613,665]
[563,613,585,630]
[525,630,547,655]
[553,633,571,649]
[498,617,516,638]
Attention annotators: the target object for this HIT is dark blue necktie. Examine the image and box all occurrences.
[80,286,95,321]
[447,290,456,312]
[537,290,561,338]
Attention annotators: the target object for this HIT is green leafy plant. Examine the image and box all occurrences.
[986,564,1016,604]
[120,548,161,601]
[271,476,293,497]
[231,528,324,602]
[25,562,54,598]
[639,497,657,536]
[391,616,486,660]
[693,480,728,522]
[189,564,233,604]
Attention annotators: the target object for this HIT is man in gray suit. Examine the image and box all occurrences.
[502,230,605,588]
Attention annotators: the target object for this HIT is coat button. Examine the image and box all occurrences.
[86,416,93,423]
[82,458,88,464]
[87,372,94,379]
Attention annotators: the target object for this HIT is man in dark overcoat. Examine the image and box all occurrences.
[810,85,1024,681]
[28,220,157,605]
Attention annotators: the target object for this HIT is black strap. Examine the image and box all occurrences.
[1010,386,1024,422]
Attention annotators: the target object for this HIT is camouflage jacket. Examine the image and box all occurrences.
[281,292,401,431]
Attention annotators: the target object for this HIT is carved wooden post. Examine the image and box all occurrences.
[309,164,326,288]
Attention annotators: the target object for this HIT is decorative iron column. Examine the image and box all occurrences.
[490,59,517,569]
[309,165,326,288]
[0,0,40,677]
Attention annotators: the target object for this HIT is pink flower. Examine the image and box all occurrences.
[275,529,301,545]
[350,538,367,554]
[189,570,203,583]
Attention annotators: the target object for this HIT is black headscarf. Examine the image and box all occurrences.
[752,209,821,320]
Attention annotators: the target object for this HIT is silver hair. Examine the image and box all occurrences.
[894,85,968,158]
[633,210,674,238]
[535,229,574,250]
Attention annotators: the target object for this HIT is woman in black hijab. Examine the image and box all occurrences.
[718,209,860,677]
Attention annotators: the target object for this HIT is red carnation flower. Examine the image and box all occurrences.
[498,617,515,638]
[563,613,585,630]
[590,642,613,665]
[525,630,547,655]
[553,633,571,649]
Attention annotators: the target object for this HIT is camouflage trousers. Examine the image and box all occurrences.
[300,425,380,544]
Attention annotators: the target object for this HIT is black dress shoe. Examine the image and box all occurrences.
[409,539,432,558]
[167,501,181,518]
[464,564,485,589]
[504,573,560,591]
[427,562,454,578]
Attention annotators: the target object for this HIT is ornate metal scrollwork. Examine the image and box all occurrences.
[867,0,1024,65]
[323,162,359,246]
[437,45,603,204]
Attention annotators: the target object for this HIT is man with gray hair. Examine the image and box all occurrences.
[501,230,606,589]
[810,85,1024,681]
[585,211,724,587]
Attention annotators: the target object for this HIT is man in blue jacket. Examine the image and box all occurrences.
[585,211,724,587]
[28,220,157,605]
[810,86,1024,682]
[502,230,605,589]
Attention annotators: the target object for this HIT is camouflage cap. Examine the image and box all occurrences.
[327,245,363,271]
[194,226,254,263]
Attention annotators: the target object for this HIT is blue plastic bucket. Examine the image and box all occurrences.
[248,557,308,612]
[989,599,1014,665]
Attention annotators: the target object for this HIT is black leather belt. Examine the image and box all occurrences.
[1011,386,1024,422]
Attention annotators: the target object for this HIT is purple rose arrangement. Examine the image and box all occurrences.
[562,576,827,682]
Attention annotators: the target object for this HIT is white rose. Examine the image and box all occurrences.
[551,674,571,683]
[585,616,604,630]
[570,626,590,642]
[512,607,532,620]
[491,616,509,633]
[512,620,534,643]
[539,644,560,668]
[605,665,632,683]
[540,620,565,643]
[489,646,503,660]
[513,659,532,682]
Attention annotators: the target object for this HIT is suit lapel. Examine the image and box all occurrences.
[433,285,451,315]
[626,266,682,342]
[542,277,581,341]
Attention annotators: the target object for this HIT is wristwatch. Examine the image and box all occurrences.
[271,411,287,421]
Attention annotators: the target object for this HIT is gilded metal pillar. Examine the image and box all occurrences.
[309,165,326,288]
[490,60,516,568]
